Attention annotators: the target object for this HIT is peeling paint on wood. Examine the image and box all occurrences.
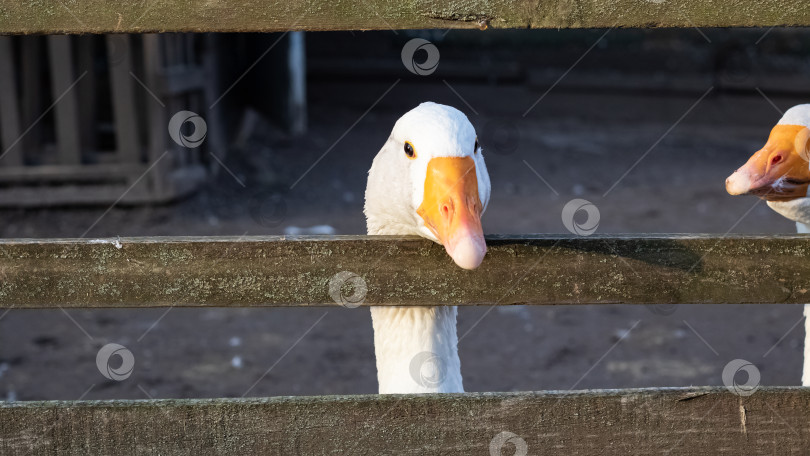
[0,234,809,308]
[0,387,808,454]
[0,1,809,34]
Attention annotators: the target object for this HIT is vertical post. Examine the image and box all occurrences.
[142,34,168,197]
[76,35,98,157]
[287,31,307,136]
[47,35,82,164]
[0,37,23,167]
[106,34,141,164]
[20,36,42,156]
[203,33,225,163]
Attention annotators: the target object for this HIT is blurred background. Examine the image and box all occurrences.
[0,28,808,401]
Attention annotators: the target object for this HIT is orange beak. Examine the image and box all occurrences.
[417,156,486,270]
[726,124,810,201]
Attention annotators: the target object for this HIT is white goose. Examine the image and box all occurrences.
[726,104,810,384]
[364,102,491,393]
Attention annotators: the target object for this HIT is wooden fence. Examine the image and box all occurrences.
[0,34,219,207]
[1,0,810,34]
[1,235,809,454]
[1,235,809,308]
[2,388,808,454]
[2,3,810,452]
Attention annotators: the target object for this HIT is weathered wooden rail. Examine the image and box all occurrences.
[2,387,808,454]
[3,1,809,452]
[1,0,810,34]
[0,234,809,308]
[0,235,809,453]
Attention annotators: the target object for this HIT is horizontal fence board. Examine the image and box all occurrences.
[1,1,809,34]
[0,235,809,308]
[0,387,808,454]
[0,163,144,183]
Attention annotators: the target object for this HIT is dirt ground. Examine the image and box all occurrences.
[1,79,806,401]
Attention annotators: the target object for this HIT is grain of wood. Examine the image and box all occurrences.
[0,234,809,308]
[0,1,809,34]
[0,387,807,454]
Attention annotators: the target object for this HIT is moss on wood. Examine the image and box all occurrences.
[0,234,808,308]
[1,387,808,454]
[0,1,808,34]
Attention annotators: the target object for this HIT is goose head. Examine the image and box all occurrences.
[726,104,810,201]
[364,102,491,270]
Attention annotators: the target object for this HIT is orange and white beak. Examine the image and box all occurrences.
[417,156,486,270]
[726,124,810,201]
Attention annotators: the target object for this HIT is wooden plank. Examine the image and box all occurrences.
[0,387,808,454]
[0,37,23,167]
[0,235,809,308]
[141,34,168,198]
[106,34,141,164]
[0,163,143,182]
[0,166,204,207]
[203,34,227,163]
[75,35,98,156]
[1,1,809,33]
[0,184,149,207]
[46,35,82,165]
[19,36,42,157]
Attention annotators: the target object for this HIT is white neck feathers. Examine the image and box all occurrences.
[370,307,463,393]
[767,198,810,226]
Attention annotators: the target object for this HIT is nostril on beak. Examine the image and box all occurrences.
[441,204,451,218]
[772,155,782,165]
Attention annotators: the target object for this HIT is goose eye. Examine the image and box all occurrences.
[404,141,416,159]
[474,138,480,153]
